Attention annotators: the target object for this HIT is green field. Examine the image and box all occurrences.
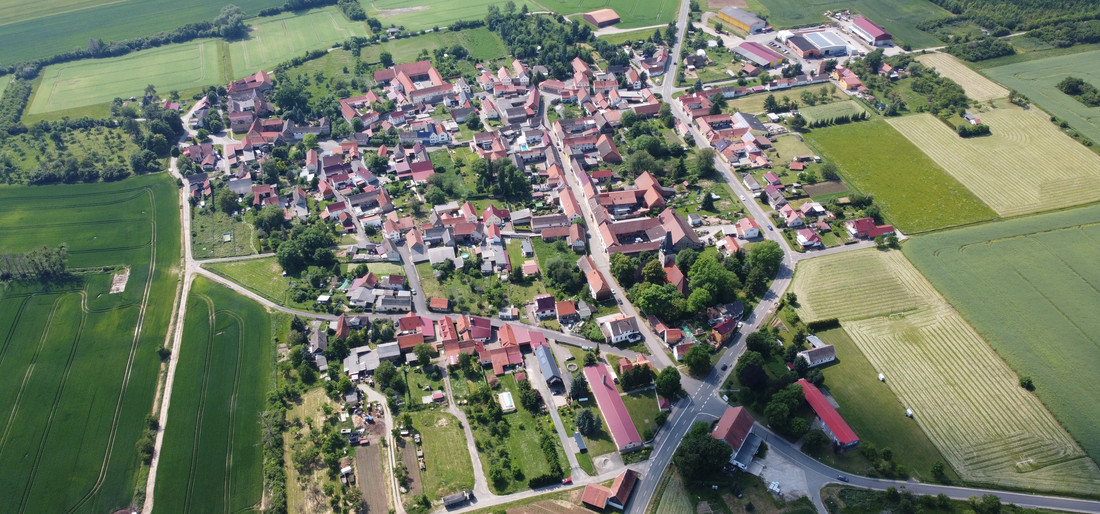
[0,74,12,101]
[544,0,682,28]
[0,126,142,181]
[364,0,542,31]
[597,28,658,47]
[227,8,369,78]
[888,107,1100,217]
[153,275,273,513]
[749,0,947,48]
[203,256,298,305]
[904,203,1100,476]
[362,27,507,66]
[0,174,181,512]
[792,249,1100,493]
[0,0,274,67]
[725,82,846,115]
[409,410,474,500]
[798,100,866,124]
[621,390,661,441]
[983,48,1100,144]
[803,120,996,233]
[27,39,223,115]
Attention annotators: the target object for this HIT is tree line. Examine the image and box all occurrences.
[945,36,1016,62]
[0,244,68,282]
[1057,76,1100,107]
[921,0,1100,34]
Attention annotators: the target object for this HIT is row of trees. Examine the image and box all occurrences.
[945,36,1016,61]
[0,244,68,282]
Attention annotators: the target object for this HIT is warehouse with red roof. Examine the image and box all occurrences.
[584,364,643,452]
[798,379,860,450]
[849,15,892,46]
[583,8,620,28]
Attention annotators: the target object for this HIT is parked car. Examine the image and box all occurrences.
[767,225,774,231]
[562,478,573,485]
[837,475,849,482]
[721,364,728,371]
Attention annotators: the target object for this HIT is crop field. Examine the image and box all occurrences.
[0,0,273,67]
[0,174,181,513]
[27,40,222,115]
[915,53,1007,101]
[227,8,369,78]
[751,0,945,48]
[545,0,682,28]
[792,249,1100,493]
[803,120,996,233]
[364,0,542,31]
[799,100,865,124]
[362,27,507,66]
[983,49,1100,144]
[409,410,474,500]
[154,275,273,513]
[904,203,1100,474]
[889,108,1100,217]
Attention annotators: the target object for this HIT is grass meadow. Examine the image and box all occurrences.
[798,100,865,124]
[915,53,1008,102]
[0,0,274,67]
[983,48,1100,144]
[725,82,846,114]
[598,28,659,47]
[889,107,1100,217]
[203,256,296,305]
[751,0,946,48]
[154,275,273,513]
[363,0,542,31]
[792,249,1100,493]
[409,409,475,499]
[546,0,682,28]
[0,75,12,101]
[227,8,369,78]
[803,120,996,233]
[0,174,181,512]
[361,27,507,66]
[904,203,1100,475]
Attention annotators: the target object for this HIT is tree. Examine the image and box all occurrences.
[631,282,685,321]
[414,343,432,368]
[215,187,238,213]
[763,94,779,113]
[700,191,716,211]
[820,162,839,181]
[1019,376,1035,391]
[932,461,948,482]
[688,253,740,303]
[735,350,768,391]
[375,360,397,389]
[570,373,589,400]
[624,150,658,178]
[674,422,732,480]
[788,114,807,132]
[380,51,394,67]
[641,259,667,285]
[695,148,717,178]
[745,330,773,357]
[684,345,712,376]
[656,367,683,399]
[801,429,830,456]
[276,239,305,275]
[575,409,599,436]
[609,252,639,288]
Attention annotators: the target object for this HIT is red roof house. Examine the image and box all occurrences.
[584,364,642,451]
[798,379,859,449]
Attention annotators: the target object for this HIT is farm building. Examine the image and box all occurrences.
[584,364,643,451]
[798,379,859,450]
[712,407,762,470]
[584,8,621,27]
[785,36,819,58]
[802,30,849,56]
[582,469,639,510]
[849,15,892,46]
[734,42,786,68]
[845,218,894,239]
[534,344,563,388]
[798,345,836,367]
[717,7,766,33]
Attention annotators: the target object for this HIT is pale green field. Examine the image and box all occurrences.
[916,53,1008,102]
[793,249,1100,493]
[228,8,369,77]
[799,100,866,124]
[27,40,222,114]
[0,74,12,101]
[888,105,1100,217]
[365,0,542,31]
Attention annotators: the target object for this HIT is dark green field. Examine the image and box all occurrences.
[0,0,278,67]
[0,173,181,513]
[750,0,947,48]
[153,275,273,513]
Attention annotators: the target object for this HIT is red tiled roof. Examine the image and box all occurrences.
[712,407,755,451]
[582,484,610,508]
[397,333,424,351]
[798,379,859,445]
[584,364,641,450]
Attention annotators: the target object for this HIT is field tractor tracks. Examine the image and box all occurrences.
[0,296,30,373]
[0,295,62,461]
[67,187,157,513]
[18,295,87,512]
[220,310,246,513]
[183,294,216,513]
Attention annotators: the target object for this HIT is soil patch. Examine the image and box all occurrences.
[398,438,423,497]
[377,6,428,17]
[708,0,747,8]
[356,445,390,513]
[803,180,848,196]
[109,266,130,293]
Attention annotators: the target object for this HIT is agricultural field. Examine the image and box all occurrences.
[363,0,542,31]
[361,27,507,66]
[227,8,370,78]
[0,174,181,512]
[983,48,1100,144]
[749,0,947,48]
[27,39,223,116]
[409,409,474,500]
[798,100,865,124]
[792,249,1100,493]
[544,0,682,29]
[0,0,274,67]
[889,108,1100,217]
[904,203,1100,472]
[803,120,996,233]
[915,53,1008,102]
[153,275,273,513]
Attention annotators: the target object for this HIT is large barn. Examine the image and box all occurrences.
[716,7,766,34]
[850,15,892,46]
[584,9,621,28]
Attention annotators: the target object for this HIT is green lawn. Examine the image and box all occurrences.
[726,82,847,115]
[546,0,683,29]
[903,203,1100,469]
[802,119,996,233]
[227,8,370,78]
[190,210,258,259]
[750,0,947,48]
[363,0,542,31]
[0,0,274,67]
[409,409,474,500]
[621,390,661,441]
[814,328,955,481]
[799,100,867,124]
[0,74,12,101]
[558,403,618,457]
[154,276,273,513]
[203,257,292,304]
[362,27,507,65]
[598,28,659,47]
